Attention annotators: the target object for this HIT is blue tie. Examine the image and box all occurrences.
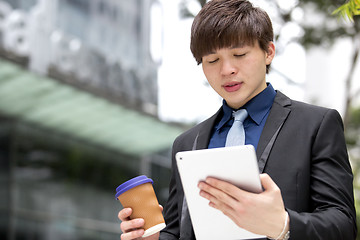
[225,109,248,147]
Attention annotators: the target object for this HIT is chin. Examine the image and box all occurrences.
[227,96,249,108]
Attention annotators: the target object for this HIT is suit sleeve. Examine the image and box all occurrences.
[159,139,182,240]
[288,109,357,240]
[159,165,180,240]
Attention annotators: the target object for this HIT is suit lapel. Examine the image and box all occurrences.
[193,108,222,150]
[193,92,292,171]
[256,91,291,172]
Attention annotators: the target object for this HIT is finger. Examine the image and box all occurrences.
[121,218,144,231]
[118,208,132,221]
[198,181,238,209]
[204,177,248,199]
[120,228,144,240]
[198,181,248,226]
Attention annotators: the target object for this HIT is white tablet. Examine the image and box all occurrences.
[176,145,265,240]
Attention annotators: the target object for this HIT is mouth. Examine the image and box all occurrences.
[223,82,242,92]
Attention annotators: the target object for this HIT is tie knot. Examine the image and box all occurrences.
[232,109,248,122]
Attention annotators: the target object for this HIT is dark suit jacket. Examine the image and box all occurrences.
[160,91,357,240]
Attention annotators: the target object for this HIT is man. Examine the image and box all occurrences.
[118,0,357,239]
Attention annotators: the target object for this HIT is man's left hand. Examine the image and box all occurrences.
[198,173,288,239]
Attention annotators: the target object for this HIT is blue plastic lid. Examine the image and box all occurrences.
[115,175,153,200]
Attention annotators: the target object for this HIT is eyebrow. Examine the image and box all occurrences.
[203,51,217,57]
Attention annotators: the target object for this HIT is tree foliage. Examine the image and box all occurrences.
[345,106,360,239]
[333,0,360,21]
[179,0,207,18]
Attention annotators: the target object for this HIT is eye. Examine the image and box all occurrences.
[234,53,246,57]
[208,58,219,64]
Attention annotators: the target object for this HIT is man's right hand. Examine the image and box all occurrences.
[118,207,161,240]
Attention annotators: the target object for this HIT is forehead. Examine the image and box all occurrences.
[203,40,258,56]
[204,36,256,52]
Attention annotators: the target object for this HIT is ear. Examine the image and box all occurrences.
[265,42,275,65]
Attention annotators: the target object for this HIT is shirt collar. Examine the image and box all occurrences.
[217,83,276,129]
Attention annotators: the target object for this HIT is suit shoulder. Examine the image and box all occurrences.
[174,121,203,144]
[172,112,218,150]
[275,91,341,119]
[290,99,341,121]
[291,99,329,112]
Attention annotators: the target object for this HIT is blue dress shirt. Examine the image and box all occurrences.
[208,83,276,150]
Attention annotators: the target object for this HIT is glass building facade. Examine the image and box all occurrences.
[0,0,183,239]
[0,118,175,240]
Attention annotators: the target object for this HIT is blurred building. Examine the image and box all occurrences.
[1,0,160,113]
[0,0,183,239]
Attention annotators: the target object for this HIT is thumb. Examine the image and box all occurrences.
[260,173,277,191]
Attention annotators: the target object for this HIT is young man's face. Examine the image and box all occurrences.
[202,41,275,109]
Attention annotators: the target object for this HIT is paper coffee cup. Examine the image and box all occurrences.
[115,175,166,237]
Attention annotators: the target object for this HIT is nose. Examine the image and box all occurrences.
[220,59,238,76]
